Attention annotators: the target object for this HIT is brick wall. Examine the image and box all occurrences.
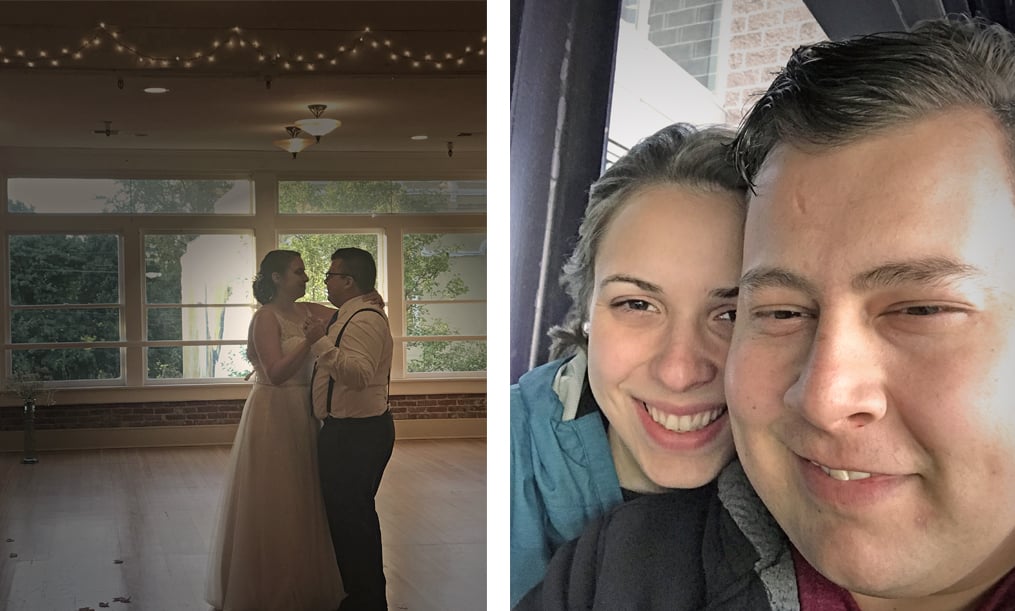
[723,0,826,124]
[645,0,724,88]
[388,394,487,420]
[0,393,486,431]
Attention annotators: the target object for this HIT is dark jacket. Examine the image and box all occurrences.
[514,461,801,610]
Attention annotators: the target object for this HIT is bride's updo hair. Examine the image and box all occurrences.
[253,250,301,305]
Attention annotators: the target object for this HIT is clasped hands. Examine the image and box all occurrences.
[301,289,385,343]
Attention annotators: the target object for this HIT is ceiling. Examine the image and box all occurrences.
[0,1,487,157]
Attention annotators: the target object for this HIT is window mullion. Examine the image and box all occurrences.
[123,227,144,386]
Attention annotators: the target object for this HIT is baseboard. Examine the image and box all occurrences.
[393,417,486,440]
[0,418,486,452]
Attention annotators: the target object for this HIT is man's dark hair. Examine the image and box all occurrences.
[733,17,1015,190]
[332,247,377,292]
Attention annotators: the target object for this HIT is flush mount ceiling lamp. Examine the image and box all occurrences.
[295,104,341,142]
[273,126,314,158]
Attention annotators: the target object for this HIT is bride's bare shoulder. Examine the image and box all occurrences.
[304,302,335,319]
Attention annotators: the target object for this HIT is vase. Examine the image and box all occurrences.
[22,398,38,464]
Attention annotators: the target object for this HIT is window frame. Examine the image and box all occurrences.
[401,228,487,378]
[1,167,486,405]
[6,229,127,387]
[141,228,257,385]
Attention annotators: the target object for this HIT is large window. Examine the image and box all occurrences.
[8,178,252,214]
[144,232,255,381]
[403,232,486,375]
[278,180,485,214]
[279,179,487,377]
[8,233,123,382]
[3,174,486,395]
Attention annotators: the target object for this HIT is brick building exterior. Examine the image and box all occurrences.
[644,0,725,89]
[618,0,826,128]
[722,0,826,125]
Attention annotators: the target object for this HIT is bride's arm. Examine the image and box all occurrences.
[305,301,336,321]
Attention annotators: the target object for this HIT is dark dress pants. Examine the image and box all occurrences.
[318,410,395,611]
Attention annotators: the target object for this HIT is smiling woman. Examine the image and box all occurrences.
[508,123,747,605]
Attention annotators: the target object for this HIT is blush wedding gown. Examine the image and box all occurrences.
[205,307,344,611]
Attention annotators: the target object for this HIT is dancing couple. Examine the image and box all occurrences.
[205,247,394,611]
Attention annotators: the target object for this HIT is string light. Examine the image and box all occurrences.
[0,22,485,72]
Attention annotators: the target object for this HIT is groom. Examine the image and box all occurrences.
[307,247,395,611]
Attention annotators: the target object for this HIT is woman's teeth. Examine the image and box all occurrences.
[645,404,725,433]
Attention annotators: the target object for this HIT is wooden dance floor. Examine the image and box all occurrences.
[0,438,486,611]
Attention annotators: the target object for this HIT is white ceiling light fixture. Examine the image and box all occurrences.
[410,134,428,140]
[273,126,314,158]
[295,104,340,142]
[143,86,169,94]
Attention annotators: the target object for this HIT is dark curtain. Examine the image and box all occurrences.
[509,0,621,383]
[802,0,1015,40]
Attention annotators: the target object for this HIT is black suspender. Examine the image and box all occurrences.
[320,308,389,417]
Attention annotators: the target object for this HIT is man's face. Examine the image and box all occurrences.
[727,109,1015,603]
[324,259,352,307]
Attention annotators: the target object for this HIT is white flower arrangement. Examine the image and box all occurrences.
[5,371,55,405]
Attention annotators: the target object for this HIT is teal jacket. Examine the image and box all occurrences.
[510,357,625,606]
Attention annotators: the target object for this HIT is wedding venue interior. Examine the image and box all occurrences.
[0,2,486,609]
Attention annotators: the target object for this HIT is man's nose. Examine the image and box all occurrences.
[784,316,888,431]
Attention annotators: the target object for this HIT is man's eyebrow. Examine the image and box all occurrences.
[599,274,661,293]
[739,258,980,296]
[711,286,739,300]
[739,267,816,297]
[851,258,980,291]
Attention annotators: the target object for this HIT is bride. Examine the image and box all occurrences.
[206,249,344,611]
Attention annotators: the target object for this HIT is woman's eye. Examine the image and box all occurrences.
[612,299,653,312]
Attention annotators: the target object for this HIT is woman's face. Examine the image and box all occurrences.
[586,184,744,488]
[274,256,309,301]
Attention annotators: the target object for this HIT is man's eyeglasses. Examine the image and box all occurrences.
[324,272,352,280]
